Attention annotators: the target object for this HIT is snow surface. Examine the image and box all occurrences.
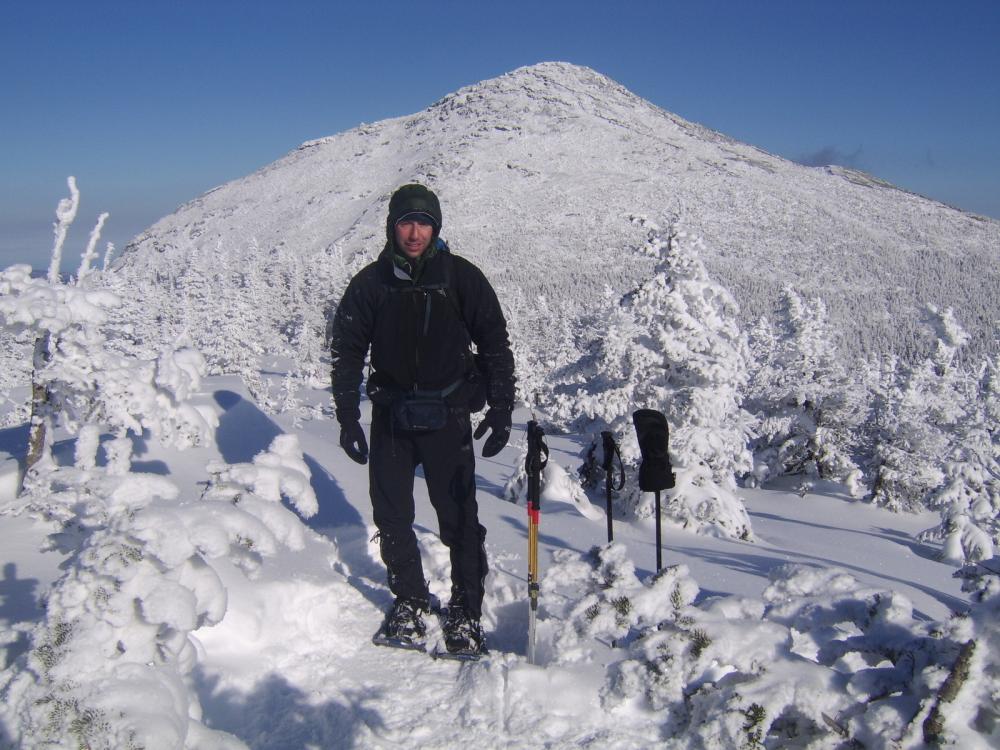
[0,370,977,748]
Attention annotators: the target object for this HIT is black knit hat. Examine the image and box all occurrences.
[386,184,442,240]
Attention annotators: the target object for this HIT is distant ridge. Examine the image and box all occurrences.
[116,62,999,360]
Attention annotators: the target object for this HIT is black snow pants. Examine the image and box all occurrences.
[369,405,488,618]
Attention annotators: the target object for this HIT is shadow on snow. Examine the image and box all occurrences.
[213,389,388,613]
[0,562,41,669]
[193,668,386,749]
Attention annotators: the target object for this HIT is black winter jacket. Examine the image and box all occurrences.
[330,239,516,423]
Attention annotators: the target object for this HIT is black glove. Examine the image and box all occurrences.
[339,420,369,465]
[473,407,512,458]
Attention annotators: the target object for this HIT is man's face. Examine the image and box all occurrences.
[394,216,435,259]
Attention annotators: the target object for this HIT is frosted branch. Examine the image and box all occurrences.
[77,211,109,284]
[48,176,79,284]
[101,241,115,271]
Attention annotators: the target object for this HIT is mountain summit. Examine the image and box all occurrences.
[117,62,998,359]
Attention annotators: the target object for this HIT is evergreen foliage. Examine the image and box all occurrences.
[541,218,754,540]
[745,286,864,489]
[543,545,1000,749]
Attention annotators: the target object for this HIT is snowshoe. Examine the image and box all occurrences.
[372,597,428,652]
[438,606,487,660]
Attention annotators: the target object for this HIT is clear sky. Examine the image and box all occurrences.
[3,0,998,270]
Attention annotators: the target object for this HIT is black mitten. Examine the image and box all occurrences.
[339,420,369,465]
[474,408,512,458]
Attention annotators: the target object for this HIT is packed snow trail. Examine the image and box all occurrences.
[180,382,631,747]
[190,523,639,749]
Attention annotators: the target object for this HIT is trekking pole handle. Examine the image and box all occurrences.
[525,421,548,510]
[600,431,626,490]
[601,431,615,543]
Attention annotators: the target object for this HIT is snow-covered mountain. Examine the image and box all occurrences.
[116,61,998,361]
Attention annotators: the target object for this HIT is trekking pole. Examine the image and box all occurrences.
[525,419,548,665]
[600,430,625,543]
[654,490,663,571]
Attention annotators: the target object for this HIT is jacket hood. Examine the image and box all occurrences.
[385,184,442,244]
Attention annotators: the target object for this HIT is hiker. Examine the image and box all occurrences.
[329,184,516,656]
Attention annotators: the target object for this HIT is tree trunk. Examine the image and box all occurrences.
[923,639,976,745]
[25,335,51,473]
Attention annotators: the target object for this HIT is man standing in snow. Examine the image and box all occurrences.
[329,184,515,657]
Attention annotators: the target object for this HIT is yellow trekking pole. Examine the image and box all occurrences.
[525,420,548,665]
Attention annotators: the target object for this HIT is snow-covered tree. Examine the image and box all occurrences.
[745,286,864,489]
[0,265,213,479]
[544,218,754,540]
[0,180,212,479]
[919,351,1000,563]
[868,307,972,512]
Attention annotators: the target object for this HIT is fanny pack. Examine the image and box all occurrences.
[392,393,451,432]
[370,378,465,433]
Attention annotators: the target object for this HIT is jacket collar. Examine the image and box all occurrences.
[382,238,448,283]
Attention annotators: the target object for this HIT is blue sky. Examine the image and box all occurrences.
[2,0,998,270]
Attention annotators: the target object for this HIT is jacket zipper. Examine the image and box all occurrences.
[414,292,432,386]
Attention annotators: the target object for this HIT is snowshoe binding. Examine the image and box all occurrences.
[372,597,428,652]
[435,607,487,661]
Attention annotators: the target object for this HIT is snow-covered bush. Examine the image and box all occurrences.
[541,545,1000,749]
[0,264,214,465]
[0,180,214,476]
[503,448,603,522]
[206,432,319,536]
[543,218,754,539]
[917,352,1000,564]
[955,556,1000,604]
[541,543,702,665]
[0,433,318,749]
[866,308,972,513]
[0,181,321,747]
[745,286,864,488]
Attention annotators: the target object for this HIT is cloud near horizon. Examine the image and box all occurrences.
[794,145,864,169]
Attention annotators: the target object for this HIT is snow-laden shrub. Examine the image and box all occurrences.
[503,448,603,521]
[541,543,702,666]
[106,235,341,415]
[0,182,216,475]
[0,182,319,747]
[541,545,1000,748]
[541,218,754,540]
[955,556,1000,604]
[205,433,320,548]
[917,354,1000,564]
[0,433,318,749]
[867,308,973,513]
[745,287,864,488]
[914,562,1000,748]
